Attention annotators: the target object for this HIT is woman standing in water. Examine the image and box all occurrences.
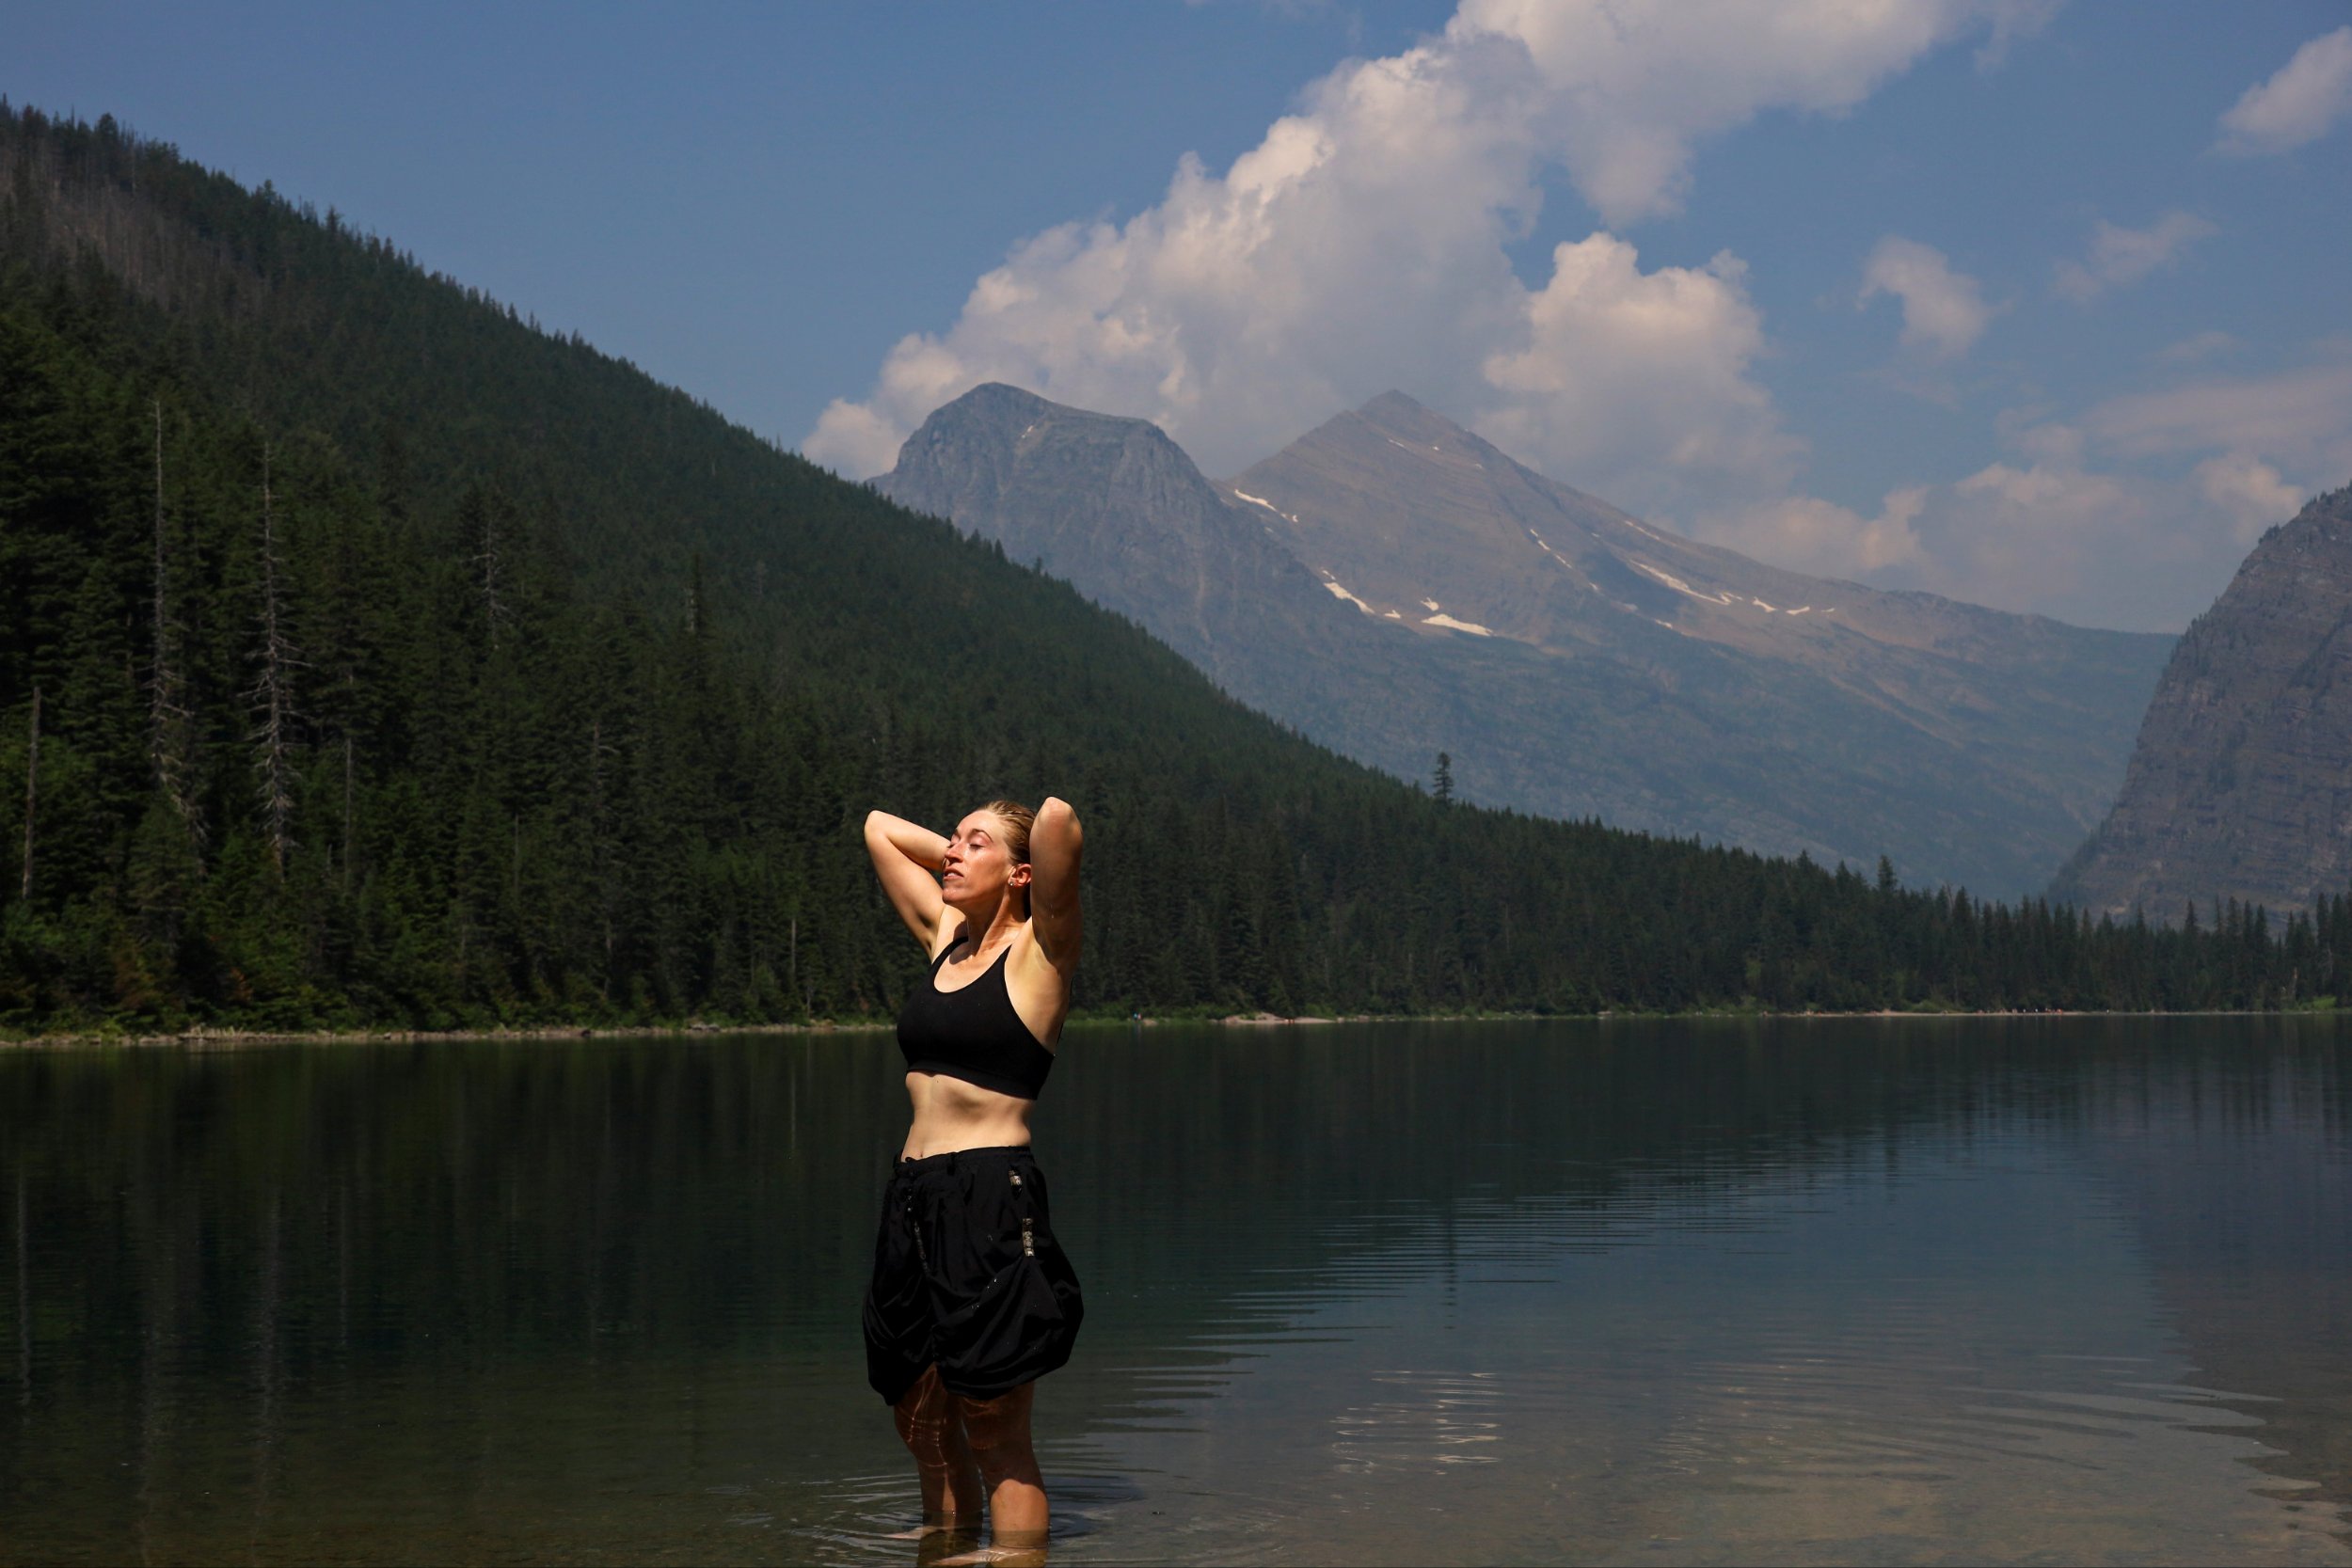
[862,798,1086,1554]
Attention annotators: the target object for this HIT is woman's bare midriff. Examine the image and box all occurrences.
[901,1070,1037,1160]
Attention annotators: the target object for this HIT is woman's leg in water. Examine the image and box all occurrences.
[956,1383,1046,1539]
[895,1365,984,1526]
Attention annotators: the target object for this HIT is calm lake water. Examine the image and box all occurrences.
[3,1018,2349,1565]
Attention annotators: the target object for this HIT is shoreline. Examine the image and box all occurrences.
[0,1019,898,1051]
[3,1005,2334,1050]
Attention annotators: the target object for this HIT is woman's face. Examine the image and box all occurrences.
[941,810,1028,915]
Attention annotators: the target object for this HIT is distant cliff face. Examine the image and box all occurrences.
[2051,486,2352,919]
[883,384,2175,899]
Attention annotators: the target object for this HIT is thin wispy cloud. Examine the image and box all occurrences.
[2216,25,2352,156]
[2085,361,2352,471]
[2154,330,2238,364]
[2053,212,2216,302]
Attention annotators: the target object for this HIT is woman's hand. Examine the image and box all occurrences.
[866,810,948,951]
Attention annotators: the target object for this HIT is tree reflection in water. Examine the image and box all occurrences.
[0,1018,2347,1563]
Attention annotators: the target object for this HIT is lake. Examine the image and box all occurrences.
[3,1018,2348,1564]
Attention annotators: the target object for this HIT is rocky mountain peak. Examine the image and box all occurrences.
[1351,389,1448,436]
[874,383,1352,677]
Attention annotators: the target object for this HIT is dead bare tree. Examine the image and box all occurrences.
[19,684,39,901]
[473,497,509,653]
[588,717,618,979]
[247,442,302,877]
[147,400,205,863]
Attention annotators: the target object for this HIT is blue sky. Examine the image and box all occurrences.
[11,2,2351,631]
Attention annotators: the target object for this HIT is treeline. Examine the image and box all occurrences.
[2,101,2346,1033]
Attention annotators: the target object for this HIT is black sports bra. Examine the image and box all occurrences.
[897,942,1057,1100]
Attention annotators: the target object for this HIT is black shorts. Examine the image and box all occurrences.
[862,1145,1085,1405]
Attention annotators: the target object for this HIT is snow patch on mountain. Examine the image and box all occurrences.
[1422,612,1495,636]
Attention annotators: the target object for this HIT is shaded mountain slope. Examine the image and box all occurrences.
[2051,484,2352,919]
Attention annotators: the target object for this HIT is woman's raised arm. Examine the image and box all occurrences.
[1028,797,1083,973]
[864,810,948,952]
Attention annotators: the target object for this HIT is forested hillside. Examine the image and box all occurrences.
[1,103,2344,1031]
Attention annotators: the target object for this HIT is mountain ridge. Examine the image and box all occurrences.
[884,383,2173,896]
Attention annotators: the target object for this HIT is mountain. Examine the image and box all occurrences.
[2050,484,2352,920]
[2,103,2333,1025]
[882,386,2174,897]
[1229,393,2135,705]
[17,99,2235,1031]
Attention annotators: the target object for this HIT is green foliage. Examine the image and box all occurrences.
[0,101,2343,1033]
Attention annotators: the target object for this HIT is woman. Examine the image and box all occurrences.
[861,797,1086,1551]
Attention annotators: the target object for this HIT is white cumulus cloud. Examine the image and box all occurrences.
[1909,460,2163,622]
[2052,212,2217,302]
[1707,355,2347,630]
[1452,0,2037,226]
[1860,366,2351,630]
[2217,25,2352,156]
[1856,237,2000,360]
[804,0,2033,500]
[1700,487,1927,578]
[1477,236,1803,507]
[2196,453,2308,544]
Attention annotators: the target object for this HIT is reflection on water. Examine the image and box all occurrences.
[2,1018,2348,1563]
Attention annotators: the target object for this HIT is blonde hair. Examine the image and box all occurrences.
[979,799,1035,867]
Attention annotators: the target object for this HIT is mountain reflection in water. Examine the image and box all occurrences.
[3,1018,2347,1564]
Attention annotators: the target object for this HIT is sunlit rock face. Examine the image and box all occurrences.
[882,384,2173,900]
[878,382,1347,685]
[2052,485,2352,921]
